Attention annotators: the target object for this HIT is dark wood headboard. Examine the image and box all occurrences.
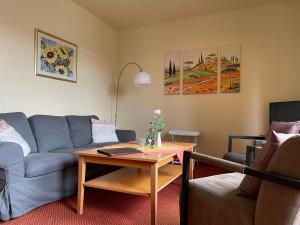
[269,101,300,124]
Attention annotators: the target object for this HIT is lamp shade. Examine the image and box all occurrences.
[134,71,151,86]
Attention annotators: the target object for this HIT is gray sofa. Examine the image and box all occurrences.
[0,112,136,221]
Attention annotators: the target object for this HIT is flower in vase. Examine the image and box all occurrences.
[154,109,161,115]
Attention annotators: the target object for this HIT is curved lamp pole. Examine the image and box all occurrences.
[115,62,151,126]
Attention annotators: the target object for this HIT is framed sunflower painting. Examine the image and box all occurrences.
[34,29,77,83]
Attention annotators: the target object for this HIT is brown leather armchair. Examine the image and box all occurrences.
[181,136,300,225]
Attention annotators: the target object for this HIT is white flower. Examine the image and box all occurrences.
[154,109,161,115]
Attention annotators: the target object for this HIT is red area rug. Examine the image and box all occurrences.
[1,164,223,225]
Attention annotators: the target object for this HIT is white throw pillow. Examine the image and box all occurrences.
[0,119,30,156]
[91,118,118,143]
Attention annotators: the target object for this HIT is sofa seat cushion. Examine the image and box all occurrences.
[0,112,37,153]
[188,172,255,225]
[66,115,98,148]
[51,142,120,161]
[50,148,82,161]
[83,142,120,149]
[25,153,75,178]
[29,115,73,152]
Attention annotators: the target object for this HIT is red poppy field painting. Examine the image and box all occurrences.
[220,45,241,93]
[183,48,218,95]
[34,29,77,83]
[164,52,181,95]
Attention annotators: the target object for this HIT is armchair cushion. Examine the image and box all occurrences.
[188,173,255,225]
[255,136,300,225]
[255,181,300,225]
[239,132,298,198]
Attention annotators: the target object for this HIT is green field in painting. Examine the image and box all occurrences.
[183,70,215,80]
[164,72,180,85]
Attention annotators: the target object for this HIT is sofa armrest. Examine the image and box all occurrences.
[0,142,24,169]
[116,129,136,142]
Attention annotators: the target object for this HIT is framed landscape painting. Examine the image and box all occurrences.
[220,45,241,93]
[164,52,180,95]
[34,29,77,83]
[183,48,217,95]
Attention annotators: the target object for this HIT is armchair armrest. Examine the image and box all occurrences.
[228,135,265,152]
[245,145,262,166]
[116,129,136,143]
[0,142,24,168]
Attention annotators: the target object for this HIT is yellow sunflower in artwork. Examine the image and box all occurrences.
[43,47,57,64]
[55,65,68,76]
[57,45,69,60]
[68,56,74,69]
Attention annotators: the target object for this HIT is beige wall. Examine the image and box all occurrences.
[0,0,118,119]
[118,0,300,157]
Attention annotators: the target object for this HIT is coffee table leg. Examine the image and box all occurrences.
[150,163,158,225]
[77,156,86,215]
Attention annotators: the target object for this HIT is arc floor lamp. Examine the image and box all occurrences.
[115,62,151,126]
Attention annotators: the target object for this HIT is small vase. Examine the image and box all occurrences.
[156,132,162,147]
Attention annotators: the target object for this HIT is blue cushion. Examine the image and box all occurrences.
[50,142,119,161]
[116,130,136,142]
[0,112,37,153]
[83,142,120,148]
[25,153,75,178]
[29,115,73,152]
[66,115,98,148]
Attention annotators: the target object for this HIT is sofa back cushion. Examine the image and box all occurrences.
[66,115,98,147]
[0,112,37,153]
[29,115,73,152]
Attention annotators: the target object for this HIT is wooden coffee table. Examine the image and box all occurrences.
[76,142,195,225]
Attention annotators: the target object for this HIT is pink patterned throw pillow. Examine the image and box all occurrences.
[0,119,31,156]
[91,118,118,143]
[0,119,10,131]
[239,131,299,198]
[91,118,114,125]
[266,121,300,139]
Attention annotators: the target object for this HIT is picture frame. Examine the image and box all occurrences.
[183,48,218,95]
[220,44,241,93]
[34,29,78,83]
[164,51,181,95]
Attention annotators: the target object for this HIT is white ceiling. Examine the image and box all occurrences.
[73,0,287,29]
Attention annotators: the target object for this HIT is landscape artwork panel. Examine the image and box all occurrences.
[164,51,180,95]
[35,29,77,83]
[183,48,217,95]
[220,45,241,93]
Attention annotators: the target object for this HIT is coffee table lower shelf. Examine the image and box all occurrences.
[84,164,182,196]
